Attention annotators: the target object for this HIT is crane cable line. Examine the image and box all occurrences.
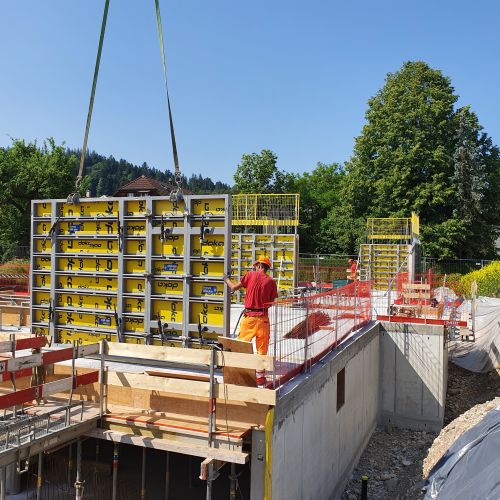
[154,0,183,200]
[74,0,110,197]
[72,0,182,202]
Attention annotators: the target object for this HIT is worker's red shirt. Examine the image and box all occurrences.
[350,262,357,274]
[241,271,278,315]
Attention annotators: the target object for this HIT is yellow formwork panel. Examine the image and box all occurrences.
[57,256,117,273]
[57,293,116,311]
[152,279,183,295]
[33,257,52,271]
[191,235,225,257]
[56,275,117,291]
[33,274,51,289]
[33,239,51,253]
[125,199,148,216]
[34,202,52,217]
[125,258,146,274]
[123,316,145,332]
[191,302,224,327]
[33,291,50,305]
[122,221,147,236]
[123,297,146,313]
[153,199,186,216]
[125,240,146,255]
[151,260,184,276]
[58,239,117,254]
[56,311,115,329]
[192,261,225,277]
[59,200,118,217]
[32,309,50,325]
[273,249,294,261]
[153,235,184,256]
[191,198,226,216]
[152,300,183,323]
[191,282,225,298]
[124,278,146,293]
[52,221,119,236]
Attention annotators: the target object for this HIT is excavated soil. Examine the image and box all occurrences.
[341,362,500,500]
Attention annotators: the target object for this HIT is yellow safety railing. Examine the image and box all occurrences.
[367,212,419,242]
[232,194,300,226]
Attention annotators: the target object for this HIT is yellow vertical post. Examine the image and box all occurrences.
[264,408,274,499]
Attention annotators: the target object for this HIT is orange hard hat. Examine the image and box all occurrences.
[253,256,272,269]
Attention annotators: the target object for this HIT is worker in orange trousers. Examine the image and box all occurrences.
[224,256,278,386]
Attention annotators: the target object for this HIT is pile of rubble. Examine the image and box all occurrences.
[341,363,500,500]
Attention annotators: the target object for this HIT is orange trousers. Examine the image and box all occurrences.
[238,315,270,355]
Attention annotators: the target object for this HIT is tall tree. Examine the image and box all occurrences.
[328,60,498,258]
[288,163,345,253]
[0,139,76,259]
[447,107,500,258]
[233,149,290,193]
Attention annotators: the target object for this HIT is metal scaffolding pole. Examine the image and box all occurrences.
[164,451,170,500]
[75,440,83,500]
[0,467,5,500]
[67,443,73,490]
[36,453,43,500]
[112,443,119,500]
[140,448,147,500]
[229,463,237,500]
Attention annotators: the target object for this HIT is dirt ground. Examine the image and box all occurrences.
[341,361,500,500]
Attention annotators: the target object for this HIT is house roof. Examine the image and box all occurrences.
[113,175,181,196]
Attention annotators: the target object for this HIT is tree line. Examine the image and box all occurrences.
[233,62,500,259]
[0,61,498,261]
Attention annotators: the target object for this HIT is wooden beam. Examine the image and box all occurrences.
[0,336,47,354]
[0,343,99,374]
[0,371,99,409]
[106,371,275,406]
[200,458,226,480]
[105,343,274,371]
[87,428,249,464]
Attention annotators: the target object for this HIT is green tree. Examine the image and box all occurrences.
[0,139,76,260]
[329,60,498,258]
[233,149,290,193]
[448,107,500,258]
[288,163,345,253]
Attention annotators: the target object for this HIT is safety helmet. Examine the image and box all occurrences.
[253,256,272,269]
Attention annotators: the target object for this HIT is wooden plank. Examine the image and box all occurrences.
[218,338,256,387]
[144,370,210,382]
[0,343,99,374]
[200,458,226,480]
[0,336,47,354]
[106,371,275,406]
[105,342,274,371]
[87,428,249,464]
[0,371,99,409]
[402,283,431,290]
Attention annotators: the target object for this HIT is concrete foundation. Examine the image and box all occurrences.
[379,321,447,432]
[269,325,379,500]
[261,320,447,500]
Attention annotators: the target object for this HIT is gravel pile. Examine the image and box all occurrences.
[341,427,436,500]
[341,362,500,500]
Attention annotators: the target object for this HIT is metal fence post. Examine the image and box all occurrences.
[302,292,309,373]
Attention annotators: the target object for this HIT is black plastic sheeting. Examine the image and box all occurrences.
[424,405,500,499]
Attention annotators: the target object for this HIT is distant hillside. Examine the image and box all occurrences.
[67,149,231,196]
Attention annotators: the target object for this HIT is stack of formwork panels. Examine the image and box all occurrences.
[30,195,231,346]
[230,233,298,302]
[358,213,420,290]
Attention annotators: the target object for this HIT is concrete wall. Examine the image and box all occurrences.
[379,322,447,432]
[269,325,380,500]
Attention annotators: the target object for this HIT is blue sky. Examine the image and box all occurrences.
[1,1,499,185]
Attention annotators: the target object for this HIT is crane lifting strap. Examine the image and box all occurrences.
[154,0,182,194]
[75,0,110,192]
